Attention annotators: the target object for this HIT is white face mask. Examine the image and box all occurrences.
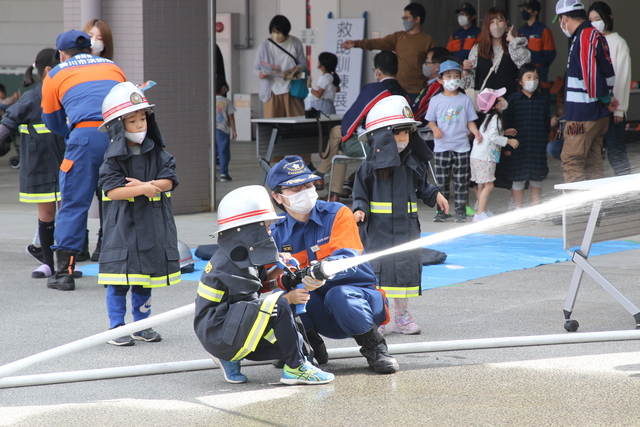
[560,17,572,38]
[91,38,104,55]
[523,80,539,93]
[591,20,606,34]
[271,32,285,43]
[443,78,461,91]
[458,15,469,27]
[497,100,509,112]
[422,63,433,78]
[396,141,409,152]
[125,130,146,144]
[490,24,506,38]
[281,187,318,214]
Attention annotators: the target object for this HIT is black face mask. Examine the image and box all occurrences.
[521,10,531,21]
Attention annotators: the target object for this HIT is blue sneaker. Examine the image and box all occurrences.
[280,361,335,385]
[211,356,247,384]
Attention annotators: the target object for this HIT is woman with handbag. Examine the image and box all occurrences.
[253,15,311,165]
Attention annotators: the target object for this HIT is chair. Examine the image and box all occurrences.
[328,140,368,197]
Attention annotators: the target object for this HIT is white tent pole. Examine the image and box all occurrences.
[3,328,640,388]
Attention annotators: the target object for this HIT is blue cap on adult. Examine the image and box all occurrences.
[55,29,92,60]
[438,60,463,77]
[266,156,321,190]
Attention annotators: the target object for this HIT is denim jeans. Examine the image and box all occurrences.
[215,129,231,176]
[603,115,630,176]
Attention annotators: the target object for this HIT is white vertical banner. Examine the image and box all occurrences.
[325,18,365,114]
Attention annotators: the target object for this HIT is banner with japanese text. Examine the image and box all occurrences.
[325,18,365,114]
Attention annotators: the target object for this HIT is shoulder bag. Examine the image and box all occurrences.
[465,51,502,112]
[267,39,307,100]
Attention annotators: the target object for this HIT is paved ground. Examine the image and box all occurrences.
[1,140,640,427]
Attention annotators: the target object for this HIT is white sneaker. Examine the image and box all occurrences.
[388,313,421,335]
[473,212,489,222]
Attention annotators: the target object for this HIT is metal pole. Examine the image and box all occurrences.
[0,303,195,379]
[209,0,217,210]
[3,328,640,388]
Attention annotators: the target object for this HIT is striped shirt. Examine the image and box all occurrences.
[564,21,615,122]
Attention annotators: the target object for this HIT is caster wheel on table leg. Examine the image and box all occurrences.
[564,319,579,332]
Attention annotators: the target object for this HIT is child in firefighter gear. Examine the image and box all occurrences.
[352,95,449,336]
[97,82,181,346]
[194,185,335,385]
[267,156,399,374]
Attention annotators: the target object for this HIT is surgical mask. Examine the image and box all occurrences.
[490,24,506,38]
[523,80,539,92]
[591,20,606,34]
[281,187,318,214]
[402,20,414,31]
[422,63,433,78]
[560,17,572,38]
[497,100,509,111]
[521,10,531,21]
[396,141,409,152]
[125,130,146,144]
[443,78,461,91]
[91,38,104,55]
[271,32,285,43]
[458,15,469,27]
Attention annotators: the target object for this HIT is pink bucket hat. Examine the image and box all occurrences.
[476,87,507,113]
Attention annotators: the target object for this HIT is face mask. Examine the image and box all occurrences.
[523,80,539,92]
[91,39,104,55]
[591,20,606,34]
[497,100,509,111]
[402,20,414,31]
[396,141,409,152]
[458,15,469,27]
[271,32,285,43]
[490,24,506,38]
[521,10,531,21]
[560,17,572,38]
[443,78,461,91]
[422,63,433,78]
[281,187,318,214]
[125,130,146,144]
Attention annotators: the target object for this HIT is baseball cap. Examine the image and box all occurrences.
[438,60,463,77]
[552,0,584,23]
[55,30,92,60]
[519,0,541,12]
[266,156,321,190]
[455,2,476,16]
[476,87,507,113]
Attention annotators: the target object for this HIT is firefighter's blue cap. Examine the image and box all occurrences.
[267,156,321,189]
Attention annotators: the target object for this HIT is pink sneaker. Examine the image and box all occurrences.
[389,313,421,335]
[377,323,389,336]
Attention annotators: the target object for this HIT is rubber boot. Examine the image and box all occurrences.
[307,327,329,365]
[353,326,399,374]
[76,229,91,262]
[47,250,76,291]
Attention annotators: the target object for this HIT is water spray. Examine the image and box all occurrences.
[320,174,640,278]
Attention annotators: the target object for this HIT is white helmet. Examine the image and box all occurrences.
[216,185,281,233]
[98,81,155,132]
[178,240,195,273]
[358,95,420,142]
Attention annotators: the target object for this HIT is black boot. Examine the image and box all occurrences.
[91,228,102,262]
[353,326,399,374]
[47,250,76,291]
[76,229,91,262]
[307,327,329,365]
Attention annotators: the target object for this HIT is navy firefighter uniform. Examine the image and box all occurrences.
[98,110,181,327]
[1,81,66,203]
[352,129,440,299]
[41,51,126,253]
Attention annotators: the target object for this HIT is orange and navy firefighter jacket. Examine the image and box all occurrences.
[517,21,556,82]
[446,25,481,62]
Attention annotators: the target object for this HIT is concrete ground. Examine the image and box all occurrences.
[1,139,640,427]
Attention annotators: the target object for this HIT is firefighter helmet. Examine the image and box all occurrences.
[358,95,420,141]
[216,185,281,233]
[98,81,155,132]
[178,240,195,273]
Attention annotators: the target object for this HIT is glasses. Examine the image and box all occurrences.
[282,182,315,193]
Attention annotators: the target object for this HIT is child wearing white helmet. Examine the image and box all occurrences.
[97,81,181,346]
[353,95,449,336]
[194,185,335,385]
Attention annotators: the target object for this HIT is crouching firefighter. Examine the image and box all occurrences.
[193,185,335,385]
[266,156,399,374]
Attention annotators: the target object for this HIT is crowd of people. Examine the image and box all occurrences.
[7,0,632,387]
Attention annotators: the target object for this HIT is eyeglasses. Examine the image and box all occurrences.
[282,182,315,193]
